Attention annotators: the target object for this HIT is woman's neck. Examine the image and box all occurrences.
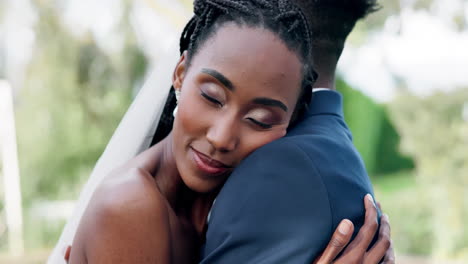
[152,134,186,210]
[152,134,216,232]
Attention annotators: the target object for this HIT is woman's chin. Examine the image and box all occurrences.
[182,173,228,193]
[178,154,232,193]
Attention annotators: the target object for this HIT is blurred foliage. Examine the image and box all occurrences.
[389,88,468,260]
[350,0,465,46]
[15,2,147,204]
[22,210,66,250]
[1,0,465,261]
[5,0,148,251]
[337,78,414,175]
[373,170,434,255]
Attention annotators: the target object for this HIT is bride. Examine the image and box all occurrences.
[64,0,392,263]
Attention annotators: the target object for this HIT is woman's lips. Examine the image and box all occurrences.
[191,148,232,175]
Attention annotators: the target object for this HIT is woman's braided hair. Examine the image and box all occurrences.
[152,0,317,145]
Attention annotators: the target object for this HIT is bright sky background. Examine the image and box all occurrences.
[3,0,468,102]
[340,3,468,102]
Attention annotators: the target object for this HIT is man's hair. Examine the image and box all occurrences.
[293,0,380,57]
[152,0,317,145]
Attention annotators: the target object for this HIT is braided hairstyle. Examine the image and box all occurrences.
[293,0,380,58]
[152,0,317,145]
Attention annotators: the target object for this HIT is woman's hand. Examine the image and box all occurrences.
[313,195,395,264]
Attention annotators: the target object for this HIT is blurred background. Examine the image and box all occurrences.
[0,0,467,263]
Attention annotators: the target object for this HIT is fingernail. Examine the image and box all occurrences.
[384,214,390,223]
[366,194,375,205]
[338,220,352,235]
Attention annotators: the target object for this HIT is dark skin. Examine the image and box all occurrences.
[68,24,394,263]
[65,195,393,263]
[313,198,394,264]
[70,24,305,264]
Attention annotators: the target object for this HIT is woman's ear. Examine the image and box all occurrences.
[173,51,188,91]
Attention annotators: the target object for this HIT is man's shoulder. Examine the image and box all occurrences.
[246,119,370,183]
[243,121,360,175]
[231,117,372,210]
[228,129,369,206]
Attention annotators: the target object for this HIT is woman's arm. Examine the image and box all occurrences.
[69,168,172,264]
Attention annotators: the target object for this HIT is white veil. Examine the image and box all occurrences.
[47,45,180,263]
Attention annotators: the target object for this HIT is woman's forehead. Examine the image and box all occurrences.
[195,24,300,63]
[189,24,303,95]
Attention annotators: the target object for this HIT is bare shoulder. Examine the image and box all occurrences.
[69,168,172,264]
[97,167,166,213]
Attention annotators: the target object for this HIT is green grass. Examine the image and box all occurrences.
[372,170,416,194]
[371,170,434,256]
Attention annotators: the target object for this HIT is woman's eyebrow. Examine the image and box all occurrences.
[201,68,234,91]
[252,97,288,112]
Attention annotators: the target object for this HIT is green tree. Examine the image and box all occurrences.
[16,2,147,203]
[389,88,468,260]
[337,79,413,175]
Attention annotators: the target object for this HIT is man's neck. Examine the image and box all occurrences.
[312,75,336,91]
[311,65,336,90]
[311,52,338,90]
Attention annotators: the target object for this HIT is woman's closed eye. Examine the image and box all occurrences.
[246,117,273,129]
[201,91,223,107]
[246,109,278,129]
[200,84,226,107]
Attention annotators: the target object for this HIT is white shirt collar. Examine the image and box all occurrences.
[312,88,331,93]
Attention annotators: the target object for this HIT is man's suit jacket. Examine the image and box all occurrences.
[200,90,377,263]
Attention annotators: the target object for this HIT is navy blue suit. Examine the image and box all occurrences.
[200,90,377,263]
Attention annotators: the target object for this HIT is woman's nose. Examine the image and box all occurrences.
[206,116,239,153]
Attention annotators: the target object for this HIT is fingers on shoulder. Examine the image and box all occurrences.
[377,214,392,250]
[362,195,379,233]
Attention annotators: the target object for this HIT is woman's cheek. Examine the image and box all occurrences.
[177,96,211,136]
[241,128,287,158]
[261,128,287,144]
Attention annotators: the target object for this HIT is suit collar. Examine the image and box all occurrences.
[307,90,344,117]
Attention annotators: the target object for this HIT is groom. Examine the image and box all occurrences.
[199,0,389,263]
